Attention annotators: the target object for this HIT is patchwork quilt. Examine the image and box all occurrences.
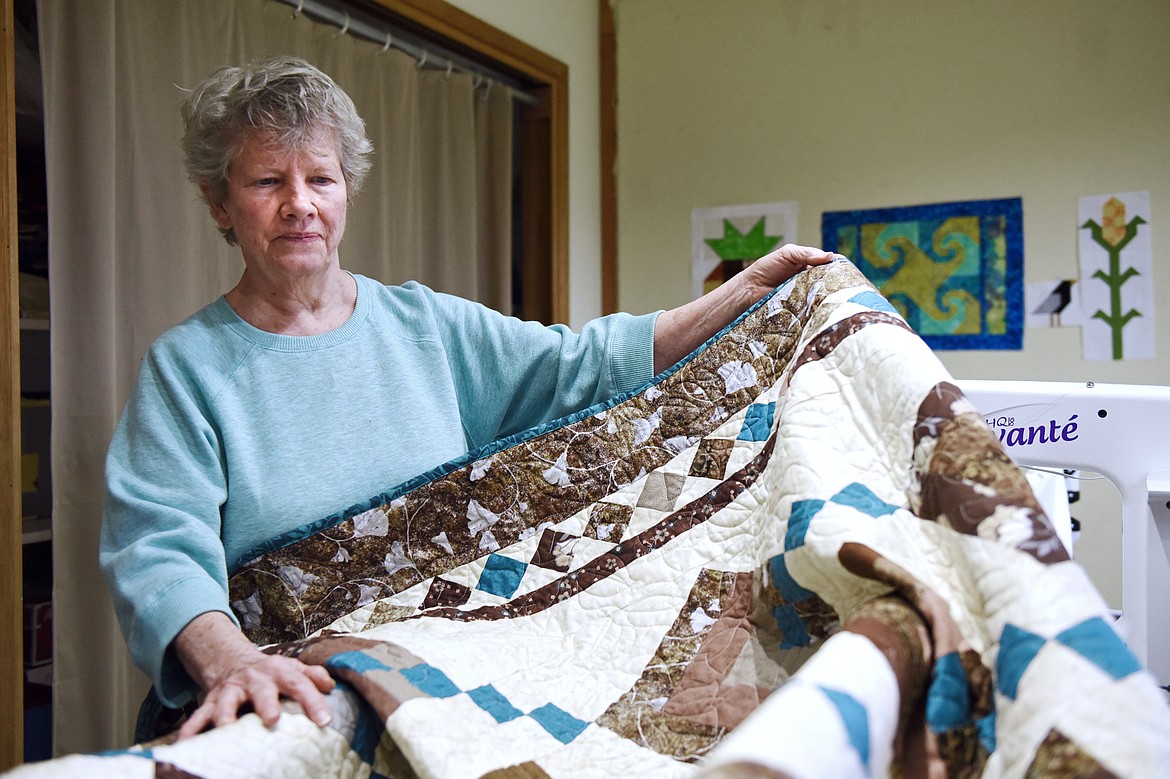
[12,260,1169,778]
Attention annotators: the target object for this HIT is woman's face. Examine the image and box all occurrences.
[209,129,348,284]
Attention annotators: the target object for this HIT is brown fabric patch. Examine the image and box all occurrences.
[756,562,840,646]
[662,572,763,730]
[583,502,632,542]
[267,632,386,664]
[1025,729,1117,778]
[842,596,937,776]
[838,546,990,678]
[838,542,975,664]
[791,593,840,642]
[422,577,472,609]
[479,762,553,779]
[594,569,731,761]
[530,528,579,572]
[689,438,735,479]
[843,597,930,721]
[960,649,994,723]
[155,763,207,779]
[836,544,996,774]
[636,470,688,511]
[359,602,416,632]
[912,381,1069,564]
[933,724,988,777]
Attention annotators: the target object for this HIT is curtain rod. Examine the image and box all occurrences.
[271,0,539,106]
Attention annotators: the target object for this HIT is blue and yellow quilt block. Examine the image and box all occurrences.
[822,198,1023,350]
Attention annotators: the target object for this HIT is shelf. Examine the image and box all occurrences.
[19,318,49,331]
[21,516,51,545]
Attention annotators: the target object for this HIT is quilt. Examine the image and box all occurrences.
[12,260,1169,779]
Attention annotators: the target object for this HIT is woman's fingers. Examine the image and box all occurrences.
[240,669,283,727]
[772,243,836,270]
[743,244,836,291]
[274,660,334,727]
[177,702,215,740]
[305,663,336,693]
[174,655,335,739]
[212,681,252,728]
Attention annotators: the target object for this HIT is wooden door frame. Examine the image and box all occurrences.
[598,0,617,315]
[0,0,568,769]
[1,0,22,767]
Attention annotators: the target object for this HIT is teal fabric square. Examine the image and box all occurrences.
[832,482,899,518]
[772,602,812,649]
[819,685,870,771]
[737,402,776,441]
[96,749,154,760]
[326,650,393,674]
[977,712,997,754]
[468,684,524,724]
[528,703,588,744]
[477,553,528,598]
[926,651,971,732]
[848,290,900,316]
[1055,617,1141,680]
[769,553,814,602]
[401,664,461,698]
[996,624,1047,700]
[344,685,384,765]
[786,499,824,550]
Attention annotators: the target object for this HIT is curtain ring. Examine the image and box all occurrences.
[471,74,483,90]
[291,0,304,18]
[444,60,453,79]
[381,31,393,54]
[417,49,428,69]
[335,11,350,37]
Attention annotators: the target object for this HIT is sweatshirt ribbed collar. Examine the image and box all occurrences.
[211,273,371,352]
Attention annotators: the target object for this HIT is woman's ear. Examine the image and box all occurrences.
[200,182,232,231]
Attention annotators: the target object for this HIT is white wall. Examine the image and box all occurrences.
[612,0,1170,606]
[445,0,603,329]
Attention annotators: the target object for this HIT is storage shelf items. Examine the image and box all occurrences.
[21,517,50,546]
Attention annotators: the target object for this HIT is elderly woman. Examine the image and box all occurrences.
[100,56,832,741]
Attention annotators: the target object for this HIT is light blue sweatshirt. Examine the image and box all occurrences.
[100,273,659,705]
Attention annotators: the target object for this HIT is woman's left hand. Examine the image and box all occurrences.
[173,611,335,740]
[652,244,837,373]
[736,244,839,300]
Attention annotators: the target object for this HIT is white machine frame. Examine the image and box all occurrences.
[960,380,1170,686]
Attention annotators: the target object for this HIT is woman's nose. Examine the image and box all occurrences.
[281,181,316,219]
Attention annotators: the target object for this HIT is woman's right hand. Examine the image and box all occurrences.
[173,611,335,740]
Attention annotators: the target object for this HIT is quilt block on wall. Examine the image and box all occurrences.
[822,198,1023,350]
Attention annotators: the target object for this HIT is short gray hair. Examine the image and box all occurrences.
[181,56,374,244]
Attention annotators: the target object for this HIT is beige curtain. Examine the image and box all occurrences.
[38,0,513,754]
